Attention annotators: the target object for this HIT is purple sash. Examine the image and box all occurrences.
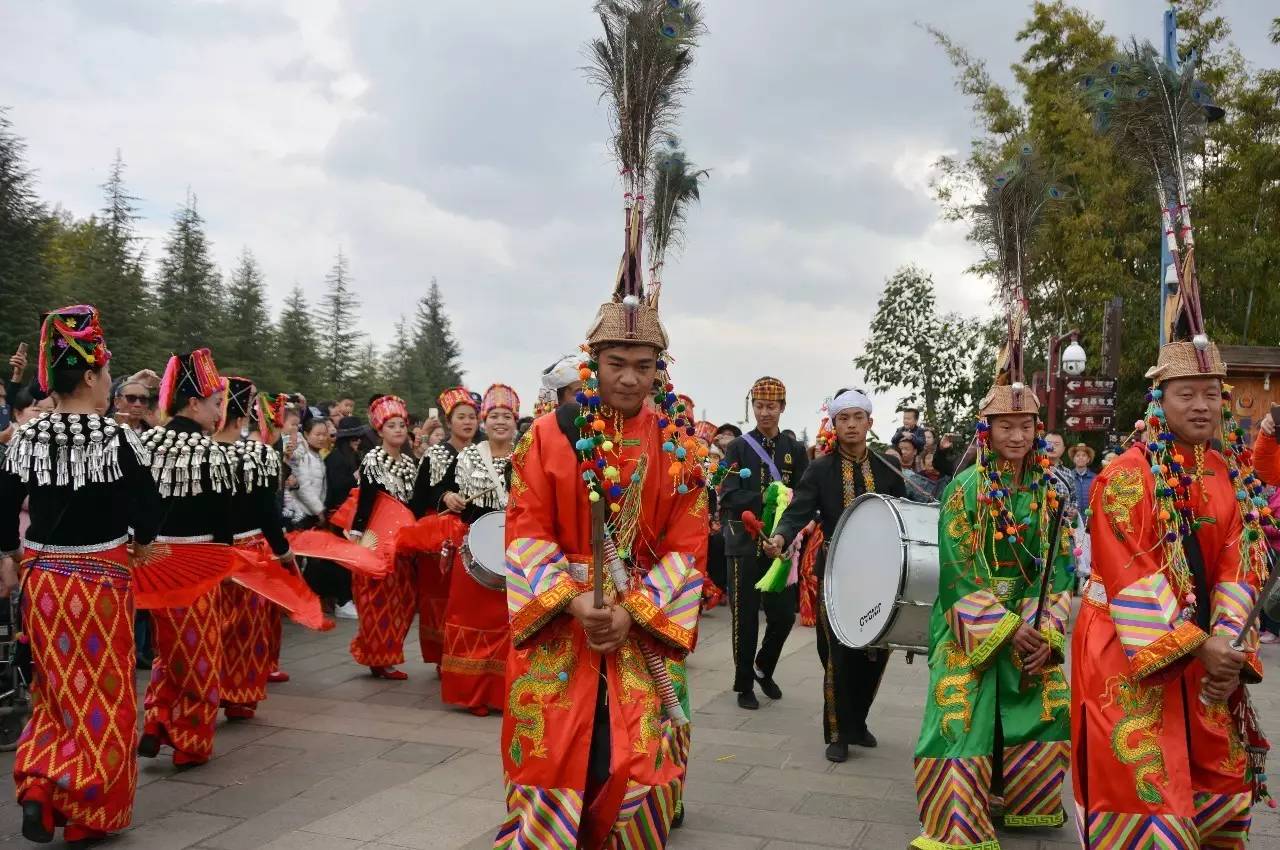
[741,433,782,483]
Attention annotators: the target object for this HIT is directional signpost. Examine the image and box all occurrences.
[1063,378,1116,431]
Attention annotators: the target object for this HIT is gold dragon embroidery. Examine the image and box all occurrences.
[1102,468,1143,540]
[1103,675,1167,805]
[944,487,978,560]
[935,640,977,741]
[1202,700,1246,775]
[507,634,577,766]
[1039,669,1069,722]
[618,643,661,755]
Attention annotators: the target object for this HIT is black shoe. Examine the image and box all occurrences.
[21,800,53,844]
[755,676,783,701]
[137,732,161,759]
[853,729,878,749]
[737,690,760,711]
[825,742,849,763]
[671,801,685,829]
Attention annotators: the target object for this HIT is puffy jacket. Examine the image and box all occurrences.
[285,442,327,520]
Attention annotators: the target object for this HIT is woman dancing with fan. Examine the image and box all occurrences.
[137,348,235,768]
[437,383,519,715]
[0,306,161,844]
[347,394,419,680]
[213,377,296,721]
[408,386,478,665]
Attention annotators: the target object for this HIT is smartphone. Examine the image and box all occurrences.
[429,407,439,421]
[1271,403,1280,426]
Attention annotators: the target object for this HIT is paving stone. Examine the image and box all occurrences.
[377,796,509,849]
[109,811,240,849]
[303,788,455,840]
[169,743,303,787]
[684,778,807,812]
[258,831,364,850]
[130,777,220,825]
[669,828,766,849]
[795,791,921,824]
[408,751,504,796]
[741,765,888,800]
[200,796,337,850]
[682,801,863,847]
[377,741,463,766]
[300,757,436,807]
[182,764,322,819]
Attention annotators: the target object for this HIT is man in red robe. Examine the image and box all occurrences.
[494,277,709,847]
[1073,340,1268,848]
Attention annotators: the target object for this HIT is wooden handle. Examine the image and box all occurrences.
[591,499,606,609]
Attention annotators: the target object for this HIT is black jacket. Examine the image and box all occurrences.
[719,428,809,556]
[773,450,904,555]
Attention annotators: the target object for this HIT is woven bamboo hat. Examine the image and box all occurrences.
[1145,338,1226,382]
[585,205,669,353]
[979,384,1041,418]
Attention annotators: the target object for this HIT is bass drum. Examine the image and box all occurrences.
[823,493,939,653]
[461,510,507,590]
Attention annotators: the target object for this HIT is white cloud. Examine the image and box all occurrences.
[2,0,1275,430]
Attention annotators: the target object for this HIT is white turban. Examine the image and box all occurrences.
[541,354,581,392]
[828,389,873,419]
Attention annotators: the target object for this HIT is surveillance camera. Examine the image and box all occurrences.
[1061,341,1087,376]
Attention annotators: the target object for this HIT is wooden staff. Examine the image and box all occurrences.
[591,498,606,608]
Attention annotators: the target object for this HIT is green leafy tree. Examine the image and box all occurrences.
[349,341,384,408]
[317,249,361,398]
[853,265,993,433]
[275,286,322,400]
[155,192,223,356]
[0,109,53,362]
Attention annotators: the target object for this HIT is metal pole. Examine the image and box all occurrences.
[1159,7,1180,347]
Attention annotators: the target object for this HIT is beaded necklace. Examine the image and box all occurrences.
[973,421,1061,583]
[1133,383,1273,602]
[573,355,749,516]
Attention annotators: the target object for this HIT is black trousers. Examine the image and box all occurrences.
[728,553,796,693]
[816,575,889,744]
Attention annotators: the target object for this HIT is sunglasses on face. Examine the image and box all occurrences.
[121,394,156,407]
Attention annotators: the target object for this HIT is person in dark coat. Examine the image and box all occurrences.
[719,376,809,710]
[770,389,904,762]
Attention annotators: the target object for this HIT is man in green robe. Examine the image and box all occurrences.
[912,385,1073,850]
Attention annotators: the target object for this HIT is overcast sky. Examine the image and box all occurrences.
[2,1,1275,435]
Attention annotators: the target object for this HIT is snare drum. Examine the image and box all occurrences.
[823,494,939,653]
[461,510,507,590]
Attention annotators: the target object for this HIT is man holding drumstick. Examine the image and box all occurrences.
[765,388,903,763]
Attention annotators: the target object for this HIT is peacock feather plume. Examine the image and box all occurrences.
[971,143,1066,387]
[586,0,705,306]
[1080,39,1224,348]
[647,138,709,304]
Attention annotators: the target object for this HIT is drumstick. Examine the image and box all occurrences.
[461,483,500,506]
[1020,468,1071,691]
[1199,548,1280,706]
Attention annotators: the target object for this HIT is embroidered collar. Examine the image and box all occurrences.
[2,412,147,490]
[220,438,281,491]
[141,424,234,497]
[361,446,418,503]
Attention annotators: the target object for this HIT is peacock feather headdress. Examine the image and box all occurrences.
[584,0,705,351]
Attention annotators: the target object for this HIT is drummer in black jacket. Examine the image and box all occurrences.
[768,388,904,763]
[719,376,808,710]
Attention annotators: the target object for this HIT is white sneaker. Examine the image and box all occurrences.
[334,601,359,620]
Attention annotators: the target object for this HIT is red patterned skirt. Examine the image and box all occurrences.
[217,537,273,710]
[416,552,448,664]
[349,555,416,668]
[267,604,283,669]
[15,545,137,834]
[144,584,221,762]
[440,553,508,711]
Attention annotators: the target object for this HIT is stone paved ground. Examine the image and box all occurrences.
[1,606,1279,848]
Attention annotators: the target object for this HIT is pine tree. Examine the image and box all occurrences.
[349,341,384,407]
[0,109,53,362]
[154,192,222,356]
[317,249,361,398]
[275,286,322,400]
[87,153,156,375]
[383,317,417,402]
[219,249,281,390]
[408,278,464,410]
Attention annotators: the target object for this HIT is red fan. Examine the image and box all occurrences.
[289,493,414,579]
[741,511,764,540]
[397,513,468,556]
[132,541,239,609]
[229,550,326,630]
[328,488,359,531]
[287,530,388,578]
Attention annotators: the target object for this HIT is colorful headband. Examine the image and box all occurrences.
[158,348,225,413]
[750,377,786,403]
[37,304,112,393]
[438,386,478,418]
[481,384,520,419]
[370,395,409,431]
